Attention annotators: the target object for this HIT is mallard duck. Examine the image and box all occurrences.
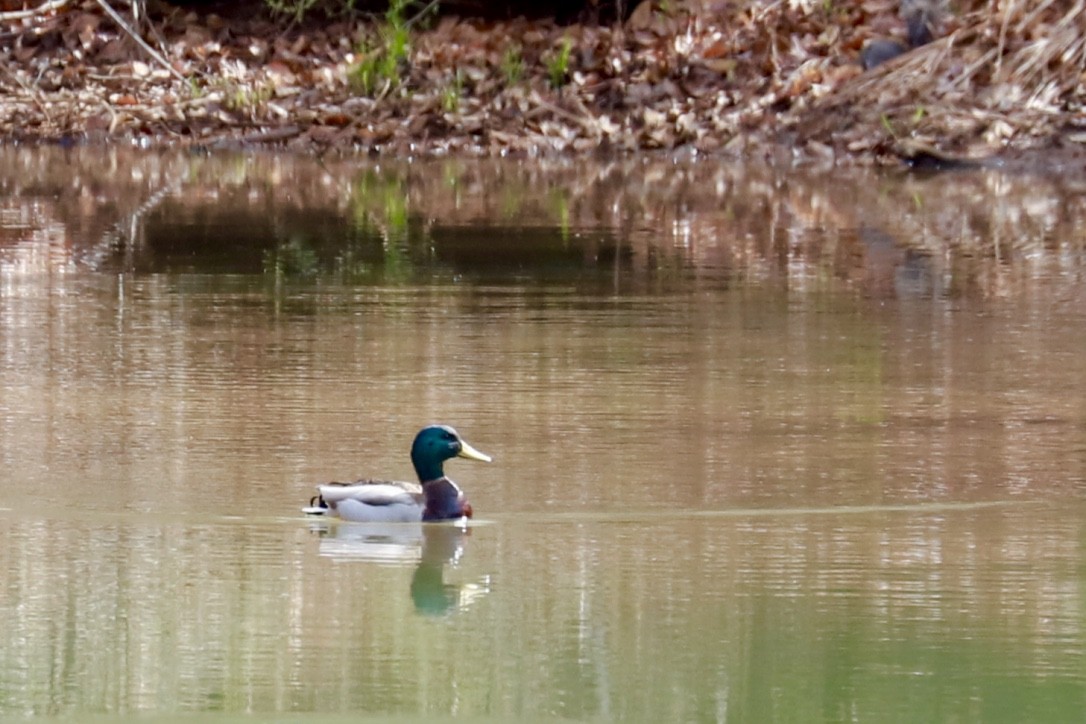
[303,425,491,523]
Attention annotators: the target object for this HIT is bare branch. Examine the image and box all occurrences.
[94,0,187,83]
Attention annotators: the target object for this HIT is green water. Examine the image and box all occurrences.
[0,150,1084,722]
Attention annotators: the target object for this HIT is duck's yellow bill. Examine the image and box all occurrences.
[458,440,492,463]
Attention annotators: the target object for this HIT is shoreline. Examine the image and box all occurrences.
[1,1,1083,166]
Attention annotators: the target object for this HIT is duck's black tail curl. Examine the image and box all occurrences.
[303,494,330,516]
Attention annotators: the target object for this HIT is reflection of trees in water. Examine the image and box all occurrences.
[2,147,1084,299]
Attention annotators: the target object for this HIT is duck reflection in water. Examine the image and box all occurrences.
[309,521,490,616]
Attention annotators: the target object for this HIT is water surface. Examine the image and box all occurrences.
[1,149,1084,722]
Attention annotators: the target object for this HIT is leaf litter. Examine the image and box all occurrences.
[0,0,1084,166]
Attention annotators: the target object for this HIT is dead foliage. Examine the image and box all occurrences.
[0,0,1083,164]
[802,0,1086,162]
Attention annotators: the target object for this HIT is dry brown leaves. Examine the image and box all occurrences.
[0,0,1082,163]
[801,0,1086,162]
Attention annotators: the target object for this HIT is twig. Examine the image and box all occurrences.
[0,63,51,122]
[994,0,1015,76]
[404,0,440,31]
[0,0,69,22]
[951,45,998,90]
[1014,0,1061,35]
[131,0,175,70]
[526,90,595,130]
[234,125,303,144]
[95,0,187,83]
[98,97,120,133]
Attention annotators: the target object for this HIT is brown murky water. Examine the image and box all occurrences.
[1,149,1084,722]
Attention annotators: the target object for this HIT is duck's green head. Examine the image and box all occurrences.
[410,425,492,482]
